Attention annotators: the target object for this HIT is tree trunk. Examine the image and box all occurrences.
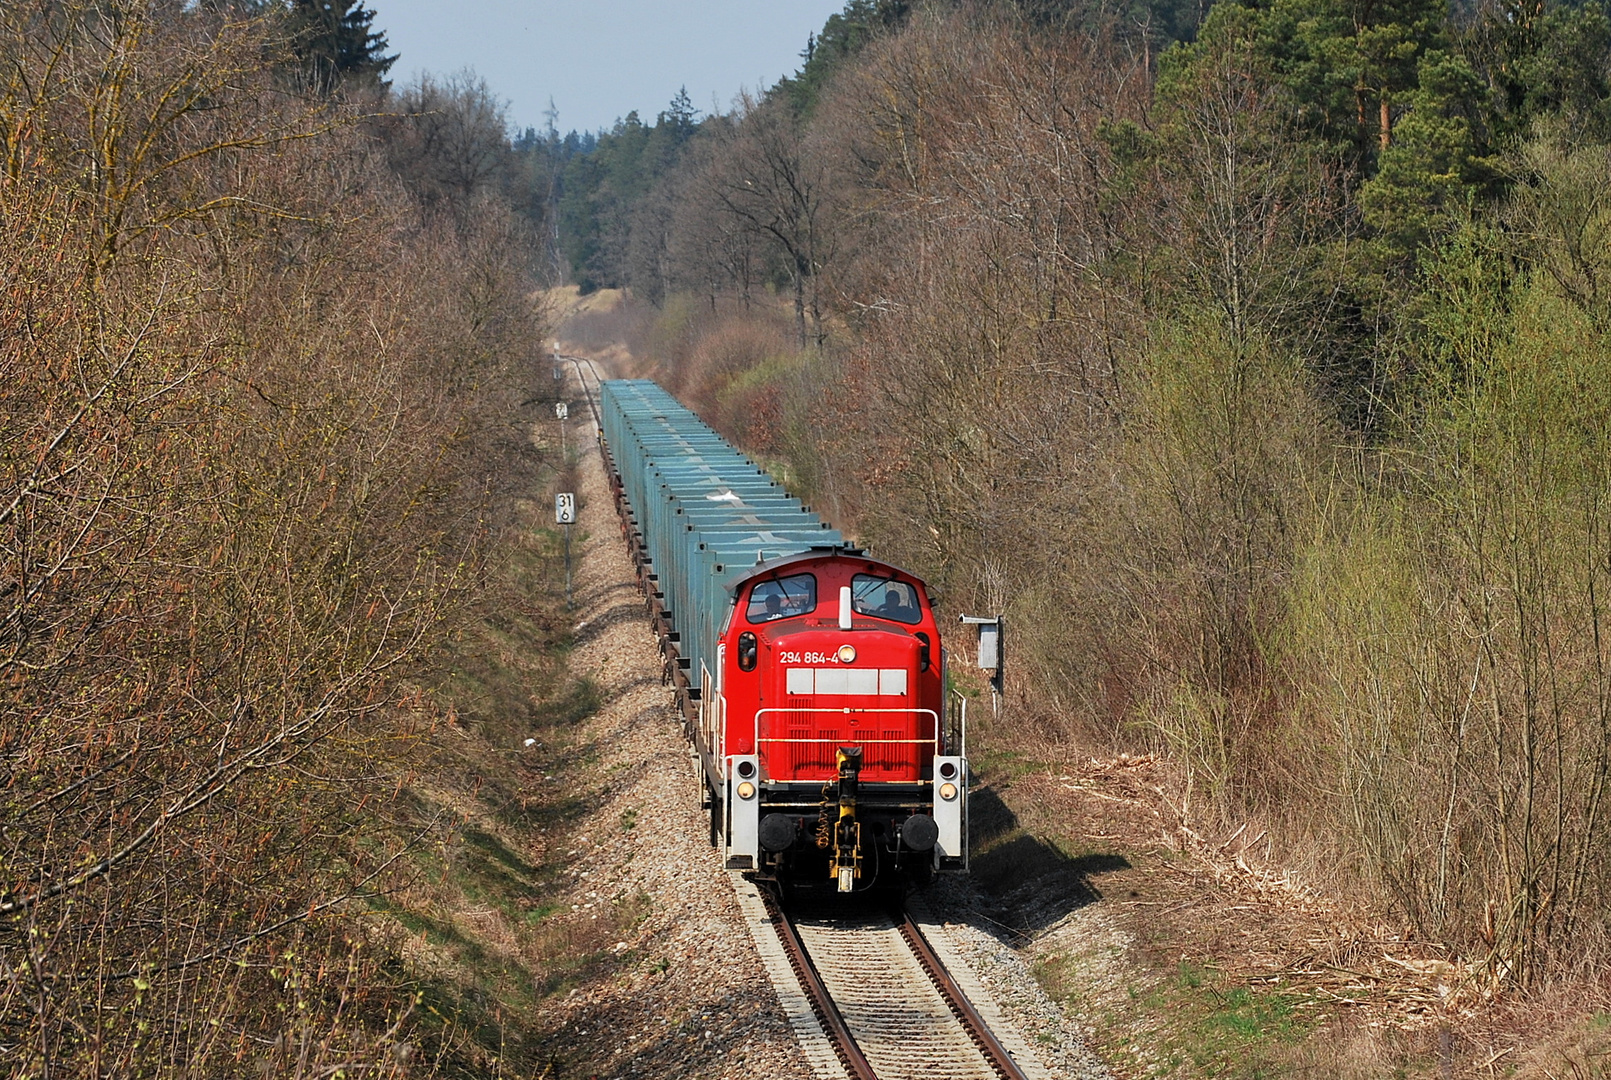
[793,266,807,348]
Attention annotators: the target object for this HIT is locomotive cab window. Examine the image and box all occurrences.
[747,573,816,623]
[851,575,922,625]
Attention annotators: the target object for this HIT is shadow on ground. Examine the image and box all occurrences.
[572,600,651,647]
[573,572,640,610]
[955,784,1131,939]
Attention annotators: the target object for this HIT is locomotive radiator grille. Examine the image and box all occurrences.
[784,694,831,772]
[878,729,907,772]
[757,704,942,780]
[814,730,836,771]
[787,727,810,770]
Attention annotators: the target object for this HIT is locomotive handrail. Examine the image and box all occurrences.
[948,688,969,761]
[758,735,940,743]
[751,707,942,754]
[753,706,940,720]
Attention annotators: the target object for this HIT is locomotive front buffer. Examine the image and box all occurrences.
[817,746,964,891]
[727,751,969,886]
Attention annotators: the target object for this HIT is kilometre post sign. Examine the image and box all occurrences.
[555,493,576,524]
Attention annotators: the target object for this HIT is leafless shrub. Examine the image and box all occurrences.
[791,17,1153,734]
[384,70,526,226]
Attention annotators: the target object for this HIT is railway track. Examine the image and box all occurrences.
[751,885,1045,1080]
[556,351,606,430]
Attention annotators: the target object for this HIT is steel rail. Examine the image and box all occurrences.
[758,887,881,1080]
[763,885,1036,1080]
[895,911,1034,1080]
[557,352,605,434]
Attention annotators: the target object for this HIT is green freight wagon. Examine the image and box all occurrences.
[598,380,852,694]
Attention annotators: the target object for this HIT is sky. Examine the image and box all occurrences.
[371,1,848,137]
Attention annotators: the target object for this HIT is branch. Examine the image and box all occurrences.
[110,813,441,980]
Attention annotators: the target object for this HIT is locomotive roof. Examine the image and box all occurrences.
[723,548,930,597]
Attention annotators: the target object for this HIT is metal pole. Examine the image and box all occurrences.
[564,521,572,609]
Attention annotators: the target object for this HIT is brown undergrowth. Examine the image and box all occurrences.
[961,720,1611,1079]
[0,3,553,1073]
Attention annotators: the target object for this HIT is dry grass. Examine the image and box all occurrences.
[549,286,647,375]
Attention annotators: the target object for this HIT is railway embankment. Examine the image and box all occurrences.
[377,351,809,1077]
[514,359,813,1078]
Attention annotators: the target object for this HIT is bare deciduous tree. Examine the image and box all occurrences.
[699,94,836,346]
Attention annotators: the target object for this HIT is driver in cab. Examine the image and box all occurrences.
[875,586,915,622]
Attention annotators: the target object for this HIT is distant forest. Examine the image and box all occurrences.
[542,0,1610,312]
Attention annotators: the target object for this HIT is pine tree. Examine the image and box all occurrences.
[1463,0,1611,144]
[781,0,912,115]
[660,87,700,141]
[291,0,397,94]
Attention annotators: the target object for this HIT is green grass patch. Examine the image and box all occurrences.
[965,733,1039,786]
[544,676,603,727]
[451,825,557,924]
[1038,952,1318,1078]
[1152,973,1311,1077]
[462,827,539,879]
[404,970,549,1079]
[370,896,477,954]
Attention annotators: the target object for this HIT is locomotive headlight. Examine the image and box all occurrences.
[837,644,856,664]
[938,781,958,801]
[737,781,756,800]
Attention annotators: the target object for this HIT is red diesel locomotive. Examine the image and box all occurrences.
[695,551,967,890]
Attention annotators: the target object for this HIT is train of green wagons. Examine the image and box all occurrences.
[598,380,967,893]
